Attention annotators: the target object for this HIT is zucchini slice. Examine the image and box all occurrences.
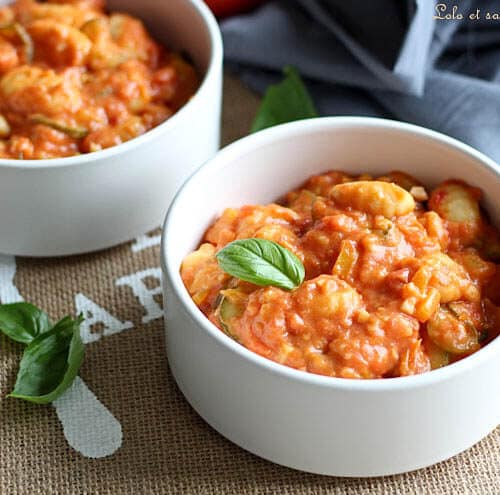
[427,304,479,355]
[0,23,33,63]
[215,289,247,340]
[423,334,450,370]
[30,114,88,139]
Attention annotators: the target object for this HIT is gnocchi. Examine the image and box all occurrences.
[330,181,415,218]
[428,180,481,224]
[28,19,92,66]
[13,0,100,28]
[0,65,83,115]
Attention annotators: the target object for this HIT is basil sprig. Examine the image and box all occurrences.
[0,303,51,344]
[251,66,318,133]
[0,303,84,404]
[216,238,305,291]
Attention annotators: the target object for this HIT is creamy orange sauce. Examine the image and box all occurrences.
[0,0,198,159]
[181,171,500,379]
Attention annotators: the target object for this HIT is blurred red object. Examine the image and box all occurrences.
[204,0,266,18]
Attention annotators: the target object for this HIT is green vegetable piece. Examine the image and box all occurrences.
[30,114,89,139]
[427,304,478,355]
[13,23,34,63]
[0,302,50,345]
[250,66,318,133]
[424,336,450,370]
[216,291,246,340]
[216,238,305,291]
[9,315,84,404]
[218,297,239,333]
[0,23,34,63]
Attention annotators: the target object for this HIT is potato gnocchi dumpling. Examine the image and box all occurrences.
[12,0,103,28]
[330,181,416,218]
[0,0,198,159]
[27,19,92,66]
[181,170,500,379]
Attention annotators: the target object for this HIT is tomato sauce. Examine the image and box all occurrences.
[0,0,198,159]
[181,171,500,379]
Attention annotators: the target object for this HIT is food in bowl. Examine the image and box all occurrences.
[0,0,198,159]
[181,170,500,379]
[165,119,500,477]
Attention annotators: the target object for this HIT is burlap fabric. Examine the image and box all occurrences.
[0,75,498,495]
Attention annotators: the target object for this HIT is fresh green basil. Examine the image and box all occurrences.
[250,66,318,133]
[216,238,305,291]
[0,302,51,345]
[0,301,85,404]
[8,315,84,404]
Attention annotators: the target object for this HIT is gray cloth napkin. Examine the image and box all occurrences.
[221,0,500,162]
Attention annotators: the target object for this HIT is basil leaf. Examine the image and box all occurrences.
[0,302,51,345]
[251,66,318,133]
[9,315,84,404]
[216,238,305,291]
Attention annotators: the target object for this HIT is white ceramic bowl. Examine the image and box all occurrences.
[0,0,222,256]
[161,117,500,477]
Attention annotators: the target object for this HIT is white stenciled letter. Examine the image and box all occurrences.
[115,267,163,323]
[0,254,23,303]
[53,377,123,459]
[75,293,133,344]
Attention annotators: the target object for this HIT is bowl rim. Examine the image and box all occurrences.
[0,0,222,170]
[162,116,500,392]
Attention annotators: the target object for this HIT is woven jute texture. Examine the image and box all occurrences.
[0,74,498,495]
